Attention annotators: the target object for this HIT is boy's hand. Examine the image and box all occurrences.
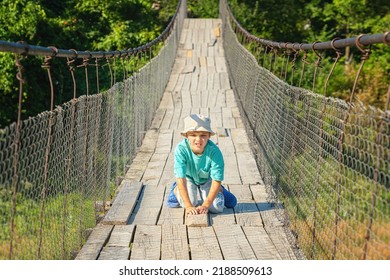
[196,205,209,214]
[185,206,198,215]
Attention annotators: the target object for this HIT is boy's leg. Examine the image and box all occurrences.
[174,180,199,208]
[199,180,224,213]
[221,185,237,208]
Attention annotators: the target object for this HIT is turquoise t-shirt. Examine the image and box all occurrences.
[174,139,224,185]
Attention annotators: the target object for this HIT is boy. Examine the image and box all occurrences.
[166,114,237,215]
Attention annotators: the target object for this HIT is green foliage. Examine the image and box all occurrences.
[187,0,219,18]
[0,0,179,128]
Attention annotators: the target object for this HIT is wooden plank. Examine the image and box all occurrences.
[102,181,143,225]
[158,153,175,188]
[242,226,282,260]
[207,56,215,69]
[161,224,189,260]
[191,91,201,108]
[124,151,153,181]
[236,152,263,184]
[188,227,223,260]
[213,224,256,260]
[169,107,182,129]
[138,129,159,153]
[130,207,162,225]
[220,72,231,90]
[165,73,179,92]
[106,225,135,247]
[216,90,226,106]
[209,109,222,128]
[177,107,191,131]
[198,73,208,92]
[185,213,208,227]
[222,154,241,185]
[182,73,192,91]
[130,225,162,260]
[222,107,236,128]
[141,152,169,186]
[98,225,134,259]
[212,72,220,90]
[158,206,185,225]
[129,185,165,225]
[215,56,227,73]
[234,199,264,226]
[228,184,253,201]
[150,108,166,129]
[172,58,186,74]
[199,56,207,68]
[160,108,174,129]
[98,247,130,260]
[174,73,185,91]
[225,89,236,107]
[207,73,214,91]
[154,129,173,154]
[209,207,236,225]
[230,128,252,152]
[75,224,113,260]
[201,90,209,108]
[199,107,209,117]
[266,226,297,260]
[181,89,192,108]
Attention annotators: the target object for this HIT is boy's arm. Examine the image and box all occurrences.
[177,178,197,215]
[197,180,221,214]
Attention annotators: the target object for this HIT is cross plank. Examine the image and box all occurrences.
[150,108,166,129]
[161,224,189,260]
[141,152,169,186]
[234,199,264,226]
[98,247,130,260]
[225,89,237,107]
[98,225,135,260]
[130,225,162,260]
[102,181,143,225]
[186,213,208,227]
[265,227,297,260]
[242,226,282,260]
[209,207,236,225]
[236,152,263,184]
[188,227,223,260]
[154,129,173,154]
[124,151,153,181]
[230,128,252,152]
[106,225,135,247]
[169,107,182,129]
[160,108,174,129]
[75,224,113,260]
[213,224,256,260]
[158,206,185,225]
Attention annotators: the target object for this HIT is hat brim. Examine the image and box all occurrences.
[180,128,215,136]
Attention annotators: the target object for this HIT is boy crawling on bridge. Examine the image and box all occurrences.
[166,114,237,215]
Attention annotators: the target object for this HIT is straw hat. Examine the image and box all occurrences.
[180,114,215,136]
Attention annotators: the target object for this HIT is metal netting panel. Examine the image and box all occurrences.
[220,0,389,260]
[0,0,187,260]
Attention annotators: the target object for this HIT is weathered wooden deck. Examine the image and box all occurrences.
[75,18,298,260]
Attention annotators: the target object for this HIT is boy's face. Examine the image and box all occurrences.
[186,131,211,155]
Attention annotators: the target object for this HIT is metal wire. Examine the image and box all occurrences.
[0,0,187,260]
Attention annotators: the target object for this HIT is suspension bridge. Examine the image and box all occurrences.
[0,0,389,260]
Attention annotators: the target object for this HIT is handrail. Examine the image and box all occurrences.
[223,0,390,50]
[0,0,183,58]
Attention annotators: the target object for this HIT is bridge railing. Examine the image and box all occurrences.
[0,0,187,260]
[220,0,389,260]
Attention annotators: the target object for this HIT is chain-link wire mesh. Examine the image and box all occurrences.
[0,0,187,260]
[220,0,389,260]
